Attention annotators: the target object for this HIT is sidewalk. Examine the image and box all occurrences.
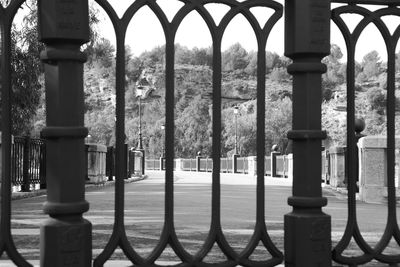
[10,175,147,200]
[10,170,348,201]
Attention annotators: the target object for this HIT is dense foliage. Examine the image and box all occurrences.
[9,2,400,156]
[3,0,100,136]
[71,42,293,158]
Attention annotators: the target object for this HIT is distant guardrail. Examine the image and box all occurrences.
[145,154,292,178]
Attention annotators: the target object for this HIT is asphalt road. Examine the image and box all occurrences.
[5,171,399,265]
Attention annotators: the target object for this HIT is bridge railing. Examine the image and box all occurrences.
[144,154,292,178]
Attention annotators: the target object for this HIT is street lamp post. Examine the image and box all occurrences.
[137,86,144,150]
[136,86,145,175]
[161,124,165,158]
[160,124,165,170]
[234,106,239,155]
[233,106,239,173]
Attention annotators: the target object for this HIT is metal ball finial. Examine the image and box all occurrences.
[355,117,365,134]
[272,144,279,152]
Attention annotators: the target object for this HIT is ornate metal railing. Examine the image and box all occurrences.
[93,0,284,266]
[331,1,400,265]
[11,136,46,190]
[0,0,399,266]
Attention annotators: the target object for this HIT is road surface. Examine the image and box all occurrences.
[4,171,397,265]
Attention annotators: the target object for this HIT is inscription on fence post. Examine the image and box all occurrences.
[284,0,332,266]
[38,0,92,266]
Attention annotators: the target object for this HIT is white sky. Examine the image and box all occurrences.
[93,0,400,62]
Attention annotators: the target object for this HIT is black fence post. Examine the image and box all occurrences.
[106,146,114,181]
[284,0,332,265]
[159,156,164,171]
[39,140,46,189]
[20,136,31,192]
[232,154,238,173]
[196,156,202,172]
[271,151,280,178]
[38,0,92,265]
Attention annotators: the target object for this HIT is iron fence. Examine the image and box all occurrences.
[199,157,213,172]
[180,158,196,171]
[149,156,289,177]
[11,136,46,190]
[236,157,248,174]
[1,0,400,266]
[106,146,145,178]
[145,158,161,170]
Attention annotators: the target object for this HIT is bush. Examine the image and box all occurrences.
[367,88,386,115]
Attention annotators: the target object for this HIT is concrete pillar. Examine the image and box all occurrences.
[38,1,92,265]
[175,158,183,171]
[358,136,400,203]
[86,144,107,184]
[321,150,330,184]
[133,150,143,174]
[287,153,293,180]
[247,156,257,176]
[328,147,346,188]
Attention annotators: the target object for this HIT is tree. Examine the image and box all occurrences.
[361,50,382,78]
[175,95,211,157]
[1,0,100,135]
[86,38,115,68]
[244,51,257,75]
[222,43,249,71]
[367,87,386,115]
[175,44,212,66]
[222,104,256,156]
[270,67,290,83]
[322,44,346,100]
[7,1,43,135]
[265,97,292,154]
[265,51,280,72]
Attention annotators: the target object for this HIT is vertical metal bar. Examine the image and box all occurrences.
[164,36,175,226]
[0,23,13,247]
[0,10,32,265]
[385,46,396,219]
[256,44,266,224]
[211,40,222,226]
[124,144,128,179]
[284,0,332,265]
[38,1,92,265]
[114,28,126,229]
[107,146,114,181]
